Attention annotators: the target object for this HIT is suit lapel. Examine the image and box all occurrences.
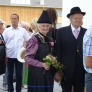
[68,25,77,39]
[77,27,84,40]
[69,26,84,40]
[66,25,77,45]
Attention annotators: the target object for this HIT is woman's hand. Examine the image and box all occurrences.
[42,63,50,70]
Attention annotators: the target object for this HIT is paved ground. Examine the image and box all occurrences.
[0,75,62,92]
[0,75,27,92]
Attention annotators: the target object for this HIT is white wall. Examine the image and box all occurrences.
[62,0,92,29]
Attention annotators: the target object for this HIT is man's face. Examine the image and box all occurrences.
[70,14,83,28]
[0,23,3,30]
[10,15,19,26]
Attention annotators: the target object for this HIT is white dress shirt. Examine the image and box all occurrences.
[53,80,62,92]
[3,26,30,58]
[71,24,80,36]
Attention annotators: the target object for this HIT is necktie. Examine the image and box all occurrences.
[74,29,79,39]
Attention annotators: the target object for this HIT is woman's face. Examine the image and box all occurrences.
[31,23,36,30]
[38,23,51,35]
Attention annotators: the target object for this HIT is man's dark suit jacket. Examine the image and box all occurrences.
[56,25,86,82]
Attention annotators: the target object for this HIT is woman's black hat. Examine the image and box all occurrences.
[37,10,52,24]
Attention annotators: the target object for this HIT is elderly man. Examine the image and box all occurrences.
[56,7,86,92]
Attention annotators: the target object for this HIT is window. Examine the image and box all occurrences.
[56,10,62,28]
[11,0,30,5]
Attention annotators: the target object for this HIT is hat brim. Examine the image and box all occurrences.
[17,47,25,63]
[67,12,86,18]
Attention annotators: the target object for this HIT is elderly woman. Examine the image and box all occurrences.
[25,11,55,92]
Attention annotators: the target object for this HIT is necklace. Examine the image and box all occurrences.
[38,32,49,43]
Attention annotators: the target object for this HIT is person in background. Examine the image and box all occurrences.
[3,14,30,92]
[25,10,55,92]
[19,21,31,89]
[2,21,7,30]
[47,8,57,41]
[30,18,38,35]
[83,26,92,92]
[0,19,6,76]
[53,73,62,92]
[2,25,10,91]
[56,7,86,92]
[28,27,33,33]
[0,19,4,34]
[19,22,30,31]
[2,24,17,91]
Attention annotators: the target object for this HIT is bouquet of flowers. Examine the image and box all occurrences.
[43,53,64,80]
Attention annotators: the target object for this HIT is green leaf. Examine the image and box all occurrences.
[46,62,51,66]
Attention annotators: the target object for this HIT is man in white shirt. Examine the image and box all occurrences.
[3,14,30,92]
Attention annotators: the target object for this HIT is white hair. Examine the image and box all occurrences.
[0,19,7,29]
[19,22,30,29]
[3,21,7,29]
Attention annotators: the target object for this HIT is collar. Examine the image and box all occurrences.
[10,26,20,30]
[71,24,80,32]
[39,32,49,42]
[39,32,47,38]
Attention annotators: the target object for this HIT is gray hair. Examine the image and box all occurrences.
[19,22,30,28]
